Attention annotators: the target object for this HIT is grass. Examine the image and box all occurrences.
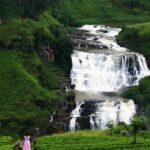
[0,136,12,150]
[128,22,150,35]
[0,49,65,137]
[0,11,59,48]
[117,22,150,57]
[35,130,150,150]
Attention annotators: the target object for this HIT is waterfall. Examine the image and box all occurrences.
[69,25,150,131]
[69,101,84,131]
[89,100,135,130]
[71,51,149,92]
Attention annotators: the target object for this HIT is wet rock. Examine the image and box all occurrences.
[58,100,68,110]
[88,43,99,49]
[77,117,91,130]
[98,29,108,33]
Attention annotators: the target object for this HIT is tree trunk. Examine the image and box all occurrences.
[133,132,136,144]
[110,129,112,137]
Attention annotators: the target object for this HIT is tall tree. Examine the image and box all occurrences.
[106,120,115,136]
[130,115,147,144]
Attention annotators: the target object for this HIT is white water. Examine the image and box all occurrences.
[90,100,135,130]
[69,25,150,131]
[69,101,84,131]
[71,51,149,92]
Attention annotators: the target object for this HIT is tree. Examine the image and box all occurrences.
[106,120,115,136]
[130,115,147,144]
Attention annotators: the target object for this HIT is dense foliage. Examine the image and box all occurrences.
[118,22,150,60]
[121,77,150,125]
[51,0,150,25]
[0,0,54,19]
[0,49,68,137]
[0,11,73,69]
[131,115,147,144]
[0,0,150,25]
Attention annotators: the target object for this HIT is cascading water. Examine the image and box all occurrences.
[89,100,135,130]
[71,52,149,92]
[69,25,150,131]
[69,101,84,131]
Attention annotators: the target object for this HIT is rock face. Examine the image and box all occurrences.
[146,56,150,69]
[49,93,76,134]
[69,25,150,131]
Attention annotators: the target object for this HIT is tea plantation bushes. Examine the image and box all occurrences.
[35,130,150,150]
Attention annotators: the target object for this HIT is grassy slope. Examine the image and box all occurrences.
[0,136,12,150]
[0,9,74,137]
[0,11,59,48]
[52,0,150,25]
[0,49,64,137]
[118,22,150,57]
[35,130,150,150]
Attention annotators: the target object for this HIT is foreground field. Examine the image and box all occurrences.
[35,130,150,150]
[0,136,12,150]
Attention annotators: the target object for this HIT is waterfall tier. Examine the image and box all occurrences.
[71,51,149,92]
[69,100,136,131]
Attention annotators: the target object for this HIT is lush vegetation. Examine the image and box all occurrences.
[51,0,150,25]
[0,0,54,19]
[121,77,150,124]
[118,22,150,59]
[0,3,73,137]
[0,49,68,137]
[0,136,12,150]
[1,0,150,25]
[0,11,73,69]
[35,129,150,150]
[1,115,148,150]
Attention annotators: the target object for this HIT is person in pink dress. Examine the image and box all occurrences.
[23,133,31,150]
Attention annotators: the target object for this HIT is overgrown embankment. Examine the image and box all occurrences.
[118,22,150,65]
[0,10,74,137]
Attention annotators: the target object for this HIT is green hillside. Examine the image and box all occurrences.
[35,130,150,150]
[51,0,150,25]
[0,8,73,137]
[0,49,65,136]
[1,0,150,25]
[118,22,150,58]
